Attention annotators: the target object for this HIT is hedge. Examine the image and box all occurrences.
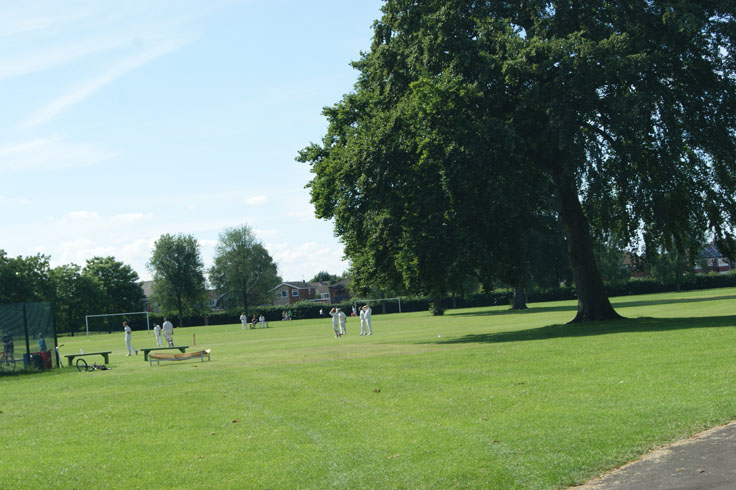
[112,271,736,330]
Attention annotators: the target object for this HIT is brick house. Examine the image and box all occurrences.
[270,280,351,306]
[695,243,733,273]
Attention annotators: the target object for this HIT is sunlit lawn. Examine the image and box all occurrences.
[2,288,735,489]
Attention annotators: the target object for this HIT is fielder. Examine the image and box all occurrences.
[338,308,347,336]
[153,323,163,346]
[359,306,367,335]
[123,321,138,356]
[329,307,340,337]
[362,304,373,335]
[162,318,174,347]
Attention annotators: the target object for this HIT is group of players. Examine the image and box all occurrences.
[329,304,372,338]
[123,318,174,356]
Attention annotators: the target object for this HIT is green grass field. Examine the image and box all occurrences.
[2,288,735,489]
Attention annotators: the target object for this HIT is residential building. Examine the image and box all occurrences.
[270,280,351,305]
[695,243,734,273]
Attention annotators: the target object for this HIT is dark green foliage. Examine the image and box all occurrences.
[209,225,281,316]
[82,256,145,313]
[310,271,342,284]
[299,1,736,322]
[0,251,53,303]
[51,264,104,334]
[147,233,207,327]
[0,250,145,334]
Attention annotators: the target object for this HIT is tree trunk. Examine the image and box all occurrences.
[430,296,445,316]
[176,294,184,328]
[511,286,528,310]
[554,172,622,323]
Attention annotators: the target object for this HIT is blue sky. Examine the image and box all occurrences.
[0,0,384,282]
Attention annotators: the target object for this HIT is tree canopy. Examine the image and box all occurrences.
[0,250,146,334]
[299,1,736,322]
[147,233,207,326]
[310,271,343,284]
[82,256,144,313]
[209,225,281,314]
[51,264,104,334]
[0,251,53,304]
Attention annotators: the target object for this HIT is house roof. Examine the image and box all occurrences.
[141,280,154,297]
[269,281,313,292]
[698,244,722,259]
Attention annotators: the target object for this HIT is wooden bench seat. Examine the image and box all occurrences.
[64,351,112,367]
[140,346,188,361]
[149,349,211,365]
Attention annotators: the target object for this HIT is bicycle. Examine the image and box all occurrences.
[75,358,109,372]
[0,350,16,372]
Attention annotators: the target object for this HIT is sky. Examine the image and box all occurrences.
[0,0,385,283]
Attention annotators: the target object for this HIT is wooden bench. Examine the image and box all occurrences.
[149,349,211,365]
[140,346,189,361]
[64,351,112,367]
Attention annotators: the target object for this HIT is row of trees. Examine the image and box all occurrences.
[0,252,145,333]
[148,226,281,327]
[299,1,736,322]
[0,225,282,333]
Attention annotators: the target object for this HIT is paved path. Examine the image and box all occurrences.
[574,421,736,489]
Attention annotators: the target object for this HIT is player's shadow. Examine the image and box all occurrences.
[445,294,736,318]
[432,315,736,345]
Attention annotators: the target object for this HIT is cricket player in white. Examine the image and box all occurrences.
[329,307,340,337]
[359,306,368,335]
[123,321,138,356]
[162,318,174,347]
[338,308,347,336]
[153,323,163,346]
[240,313,248,330]
[363,305,373,335]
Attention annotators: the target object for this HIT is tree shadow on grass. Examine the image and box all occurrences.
[445,294,736,319]
[430,315,736,345]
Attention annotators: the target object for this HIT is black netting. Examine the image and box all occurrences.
[0,302,57,371]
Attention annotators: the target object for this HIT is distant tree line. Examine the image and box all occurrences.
[0,251,145,334]
[0,224,284,334]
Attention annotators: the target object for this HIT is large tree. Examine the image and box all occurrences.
[300,1,736,322]
[51,264,104,334]
[147,233,207,326]
[82,256,145,313]
[0,251,53,303]
[208,225,281,314]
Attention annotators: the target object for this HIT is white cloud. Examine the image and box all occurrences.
[49,236,157,278]
[61,210,101,222]
[199,239,218,248]
[19,38,189,129]
[0,137,116,173]
[245,195,268,205]
[0,35,135,82]
[287,207,316,220]
[111,212,154,224]
[268,240,348,280]
[52,211,156,242]
[0,8,90,38]
[0,194,31,206]
[252,228,281,240]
